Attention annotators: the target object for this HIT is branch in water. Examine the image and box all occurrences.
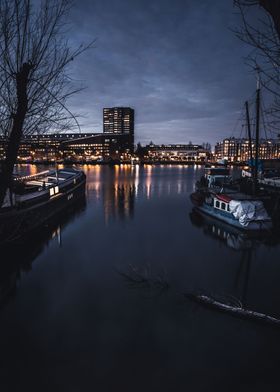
[184,292,280,327]
[117,264,169,291]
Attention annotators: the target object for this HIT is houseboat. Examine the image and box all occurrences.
[0,167,86,244]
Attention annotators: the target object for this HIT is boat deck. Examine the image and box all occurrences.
[2,169,82,208]
[209,188,258,201]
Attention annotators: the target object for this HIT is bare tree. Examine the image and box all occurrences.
[0,0,92,207]
[234,1,280,132]
[258,1,280,38]
[234,1,280,40]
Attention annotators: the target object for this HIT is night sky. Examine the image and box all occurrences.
[67,0,259,146]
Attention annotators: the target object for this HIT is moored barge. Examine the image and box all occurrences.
[0,167,86,243]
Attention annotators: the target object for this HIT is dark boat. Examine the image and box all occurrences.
[0,167,86,244]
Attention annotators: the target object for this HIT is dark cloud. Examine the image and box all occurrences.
[66,0,258,145]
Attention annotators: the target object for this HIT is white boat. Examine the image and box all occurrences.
[191,190,272,231]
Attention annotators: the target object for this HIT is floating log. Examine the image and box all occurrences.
[184,292,280,327]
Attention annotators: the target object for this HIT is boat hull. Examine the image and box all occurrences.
[0,171,86,244]
[195,203,273,232]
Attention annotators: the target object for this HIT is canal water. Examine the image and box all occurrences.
[0,165,280,391]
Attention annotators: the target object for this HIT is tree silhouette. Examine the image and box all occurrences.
[0,0,93,207]
[234,0,280,132]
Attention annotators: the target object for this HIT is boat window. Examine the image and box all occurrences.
[221,202,226,210]
[227,204,230,212]
[215,200,220,209]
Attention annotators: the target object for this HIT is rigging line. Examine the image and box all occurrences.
[239,112,246,140]
[247,93,257,140]
[230,106,245,139]
[248,99,257,140]
[262,99,275,140]
[260,101,268,140]
[264,127,280,137]
[240,123,245,140]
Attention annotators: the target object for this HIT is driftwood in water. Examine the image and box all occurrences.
[184,292,280,327]
[117,264,169,291]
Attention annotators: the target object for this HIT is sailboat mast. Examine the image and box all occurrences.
[254,85,261,194]
[245,101,253,163]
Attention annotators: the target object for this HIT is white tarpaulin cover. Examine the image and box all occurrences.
[229,200,270,226]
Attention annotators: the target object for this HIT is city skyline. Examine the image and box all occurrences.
[66,0,261,146]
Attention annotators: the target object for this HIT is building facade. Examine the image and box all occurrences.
[61,133,132,161]
[103,107,134,150]
[145,143,209,162]
[103,107,134,135]
[0,133,133,163]
[214,137,280,162]
[0,107,135,163]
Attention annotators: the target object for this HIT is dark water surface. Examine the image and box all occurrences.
[1,164,280,391]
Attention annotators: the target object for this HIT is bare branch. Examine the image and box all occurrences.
[234,0,280,129]
[0,0,93,206]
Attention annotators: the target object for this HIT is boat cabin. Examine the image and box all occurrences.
[204,167,231,188]
[213,194,231,213]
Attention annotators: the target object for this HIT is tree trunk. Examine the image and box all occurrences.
[0,63,32,208]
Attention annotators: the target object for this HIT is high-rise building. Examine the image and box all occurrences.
[103,107,134,135]
[103,107,134,152]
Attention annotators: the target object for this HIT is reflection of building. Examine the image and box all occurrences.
[145,143,209,162]
[102,167,135,222]
[103,184,135,222]
[215,138,280,162]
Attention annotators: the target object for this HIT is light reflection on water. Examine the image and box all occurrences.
[1,164,280,391]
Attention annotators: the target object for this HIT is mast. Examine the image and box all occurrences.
[254,75,261,195]
[245,101,253,164]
